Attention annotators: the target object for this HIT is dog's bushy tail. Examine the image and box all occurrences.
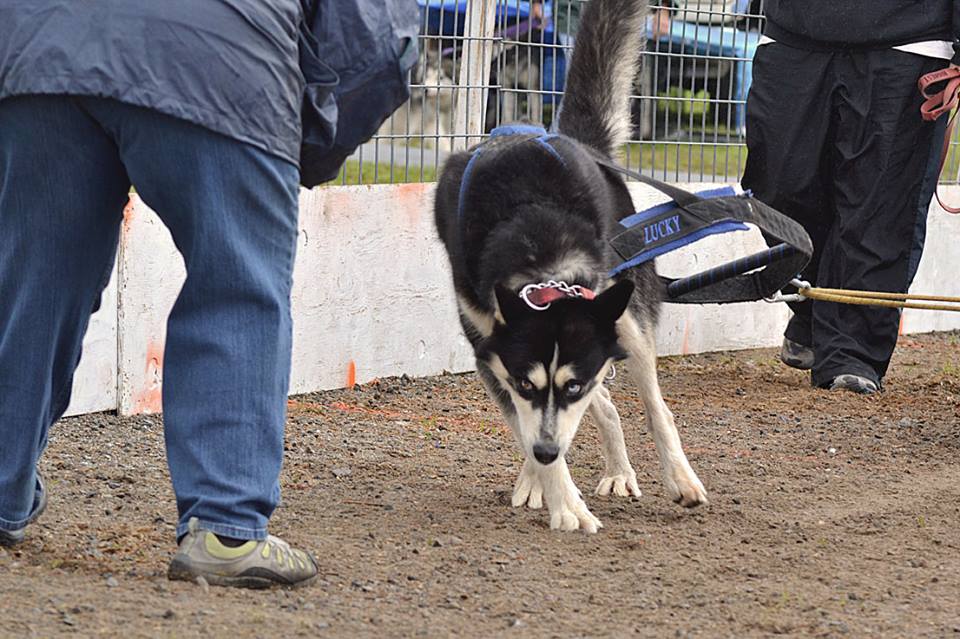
[557,0,647,157]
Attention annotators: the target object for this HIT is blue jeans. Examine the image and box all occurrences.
[0,96,300,541]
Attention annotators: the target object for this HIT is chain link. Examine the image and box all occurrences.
[519,280,588,310]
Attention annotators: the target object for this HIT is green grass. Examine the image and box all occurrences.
[328,141,745,187]
[624,141,748,180]
[335,127,960,185]
[942,140,960,184]
[327,160,438,186]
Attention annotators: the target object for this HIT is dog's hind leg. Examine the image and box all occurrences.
[527,68,543,125]
[589,385,641,498]
[618,314,708,508]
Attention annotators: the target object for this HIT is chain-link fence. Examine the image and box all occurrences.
[333,0,960,186]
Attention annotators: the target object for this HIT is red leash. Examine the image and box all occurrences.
[919,66,960,213]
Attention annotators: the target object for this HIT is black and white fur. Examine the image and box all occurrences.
[434,0,707,532]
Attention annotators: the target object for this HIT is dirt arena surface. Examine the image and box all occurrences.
[2,331,959,638]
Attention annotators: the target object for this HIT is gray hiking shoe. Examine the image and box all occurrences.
[829,374,879,395]
[780,337,814,370]
[0,473,48,547]
[168,518,318,589]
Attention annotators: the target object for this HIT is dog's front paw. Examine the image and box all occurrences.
[595,469,641,498]
[549,488,602,533]
[512,461,543,509]
[663,464,708,508]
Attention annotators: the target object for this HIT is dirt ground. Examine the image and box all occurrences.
[2,332,959,638]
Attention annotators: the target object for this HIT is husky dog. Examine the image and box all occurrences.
[433,0,708,532]
[489,40,544,128]
[378,40,456,153]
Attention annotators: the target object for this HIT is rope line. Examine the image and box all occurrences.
[796,286,960,312]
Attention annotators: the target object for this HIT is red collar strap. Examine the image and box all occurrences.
[519,280,596,310]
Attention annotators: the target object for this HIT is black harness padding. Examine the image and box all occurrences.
[596,158,813,304]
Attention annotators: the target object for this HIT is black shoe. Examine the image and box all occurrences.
[780,338,813,370]
[829,374,879,395]
[0,473,48,547]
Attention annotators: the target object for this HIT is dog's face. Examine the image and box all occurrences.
[478,280,634,465]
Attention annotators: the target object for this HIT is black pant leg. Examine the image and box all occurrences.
[741,43,836,346]
[811,50,948,387]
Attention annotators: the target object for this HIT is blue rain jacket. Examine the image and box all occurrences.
[0,0,418,187]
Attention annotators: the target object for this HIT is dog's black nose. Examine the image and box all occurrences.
[533,442,560,465]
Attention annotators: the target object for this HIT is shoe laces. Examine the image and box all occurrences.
[262,535,309,571]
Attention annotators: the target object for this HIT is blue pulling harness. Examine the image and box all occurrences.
[457,125,813,305]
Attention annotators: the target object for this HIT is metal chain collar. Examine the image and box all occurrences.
[519,280,590,311]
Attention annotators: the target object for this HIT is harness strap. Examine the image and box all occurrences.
[457,126,813,305]
[457,125,563,220]
[597,159,813,304]
[919,66,960,214]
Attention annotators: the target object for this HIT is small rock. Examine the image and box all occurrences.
[331,467,352,479]
[61,615,76,627]
[828,447,837,455]
[825,620,849,634]
[105,576,119,588]
[162,609,177,620]
[195,576,210,594]
[509,618,524,628]
[303,602,316,612]
[69,604,96,614]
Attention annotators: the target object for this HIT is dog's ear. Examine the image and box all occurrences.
[494,284,528,325]
[591,279,634,324]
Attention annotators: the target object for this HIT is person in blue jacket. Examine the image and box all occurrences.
[0,0,412,588]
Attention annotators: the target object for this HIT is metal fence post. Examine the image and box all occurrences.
[453,0,497,151]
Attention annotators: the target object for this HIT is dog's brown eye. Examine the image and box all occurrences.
[517,378,535,393]
[564,381,583,399]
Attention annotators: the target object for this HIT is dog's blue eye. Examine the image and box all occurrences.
[564,381,583,398]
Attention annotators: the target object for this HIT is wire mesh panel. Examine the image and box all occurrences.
[626,0,761,183]
[339,0,960,186]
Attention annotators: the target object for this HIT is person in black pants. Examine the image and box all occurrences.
[742,0,959,394]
